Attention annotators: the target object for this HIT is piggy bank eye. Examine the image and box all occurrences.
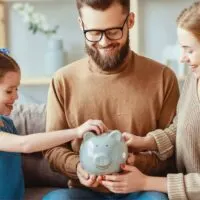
[96,145,99,147]
[105,144,109,147]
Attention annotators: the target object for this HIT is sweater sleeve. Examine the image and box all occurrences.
[147,116,177,160]
[167,173,200,200]
[43,76,80,180]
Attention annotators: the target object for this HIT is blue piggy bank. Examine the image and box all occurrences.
[80,130,128,175]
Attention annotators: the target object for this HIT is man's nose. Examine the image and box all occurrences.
[98,33,112,47]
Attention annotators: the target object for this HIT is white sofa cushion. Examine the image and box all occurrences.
[10,104,46,135]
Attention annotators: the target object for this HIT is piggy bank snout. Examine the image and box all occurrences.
[94,154,111,167]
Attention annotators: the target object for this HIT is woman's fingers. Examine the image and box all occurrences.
[101,180,125,192]
[102,174,122,182]
[122,132,132,141]
[121,164,137,172]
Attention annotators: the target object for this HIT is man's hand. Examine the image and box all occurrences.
[76,119,108,138]
[126,153,136,165]
[77,163,101,188]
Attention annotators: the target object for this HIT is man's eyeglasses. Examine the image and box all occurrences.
[82,14,129,42]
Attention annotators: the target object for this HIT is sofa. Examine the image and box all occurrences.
[10,104,68,200]
[10,104,177,200]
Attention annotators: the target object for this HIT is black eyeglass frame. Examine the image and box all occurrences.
[82,14,130,42]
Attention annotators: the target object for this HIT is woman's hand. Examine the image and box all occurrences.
[76,119,108,138]
[100,164,147,193]
[122,132,155,152]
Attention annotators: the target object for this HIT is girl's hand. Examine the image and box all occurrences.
[77,119,108,138]
[100,164,147,193]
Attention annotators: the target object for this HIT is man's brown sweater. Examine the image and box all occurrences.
[44,51,179,191]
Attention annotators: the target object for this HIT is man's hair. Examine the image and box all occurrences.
[177,2,200,41]
[0,53,20,80]
[76,0,130,15]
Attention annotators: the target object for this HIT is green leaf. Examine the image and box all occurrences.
[32,24,38,34]
[28,23,33,30]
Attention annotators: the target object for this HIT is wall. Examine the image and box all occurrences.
[19,85,48,104]
[137,0,196,62]
[7,1,85,104]
[8,0,85,78]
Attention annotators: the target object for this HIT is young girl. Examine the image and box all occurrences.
[0,50,107,200]
[100,2,200,200]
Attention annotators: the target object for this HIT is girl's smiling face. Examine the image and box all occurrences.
[0,71,20,116]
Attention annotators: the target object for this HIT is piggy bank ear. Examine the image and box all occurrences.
[109,130,122,141]
[83,132,96,142]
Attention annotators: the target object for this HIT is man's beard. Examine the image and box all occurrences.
[85,35,130,71]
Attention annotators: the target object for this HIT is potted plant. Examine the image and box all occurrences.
[13,3,65,76]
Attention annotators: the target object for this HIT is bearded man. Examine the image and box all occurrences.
[43,0,179,199]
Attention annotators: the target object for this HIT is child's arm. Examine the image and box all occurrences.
[0,119,107,153]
